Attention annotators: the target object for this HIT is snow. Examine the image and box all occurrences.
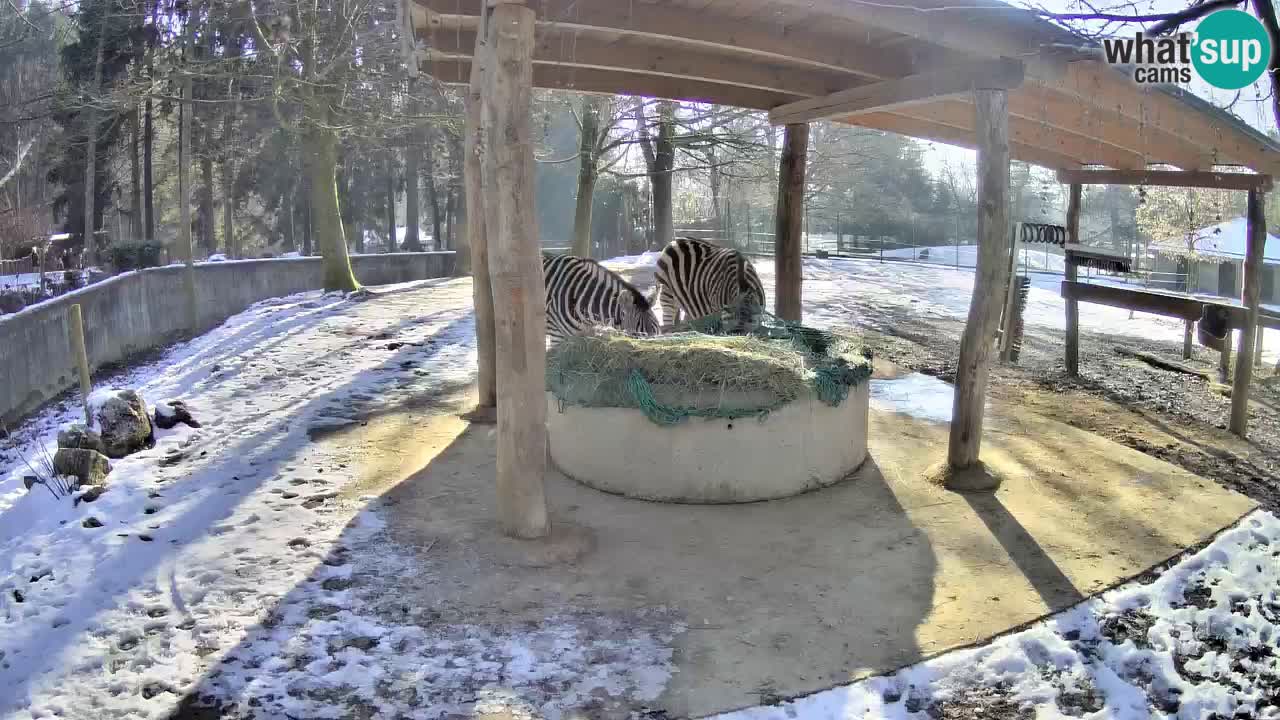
[206,253,227,262]
[1164,215,1280,263]
[713,510,1280,720]
[1,253,1276,718]
[0,275,677,719]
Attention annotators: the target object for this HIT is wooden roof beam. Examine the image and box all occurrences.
[1056,168,1273,191]
[414,0,915,81]
[762,0,1073,81]
[1054,63,1280,175]
[886,99,1148,169]
[1008,86,1210,170]
[847,111,1083,170]
[420,58,802,110]
[769,58,1023,125]
[423,26,855,97]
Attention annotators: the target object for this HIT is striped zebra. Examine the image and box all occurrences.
[653,236,766,331]
[542,253,660,343]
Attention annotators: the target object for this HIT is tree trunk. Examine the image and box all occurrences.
[129,107,141,240]
[947,89,1010,473]
[709,151,723,236]
[775,123,808,322]
[144,98,155,243]
[423,130,443,250]
[82,21,107,262]
[179,72,197,329]
[465,10,497,409]
[199,141,215,254]
[222,112,236,258]
[652,101,676,248]
[482,2,548,539]
[306,124,360,291]
[572,96,603,257]
[385,153,396,252]
[405,128,422,251]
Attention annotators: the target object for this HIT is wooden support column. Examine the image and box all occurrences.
[1230,189,1266,437]
[1183,319,1193,360]
[775,123,808,322]
[482,1,549,538]
[1064,184,1082,376]
[946,88,1010,472]
[464,9,497,416]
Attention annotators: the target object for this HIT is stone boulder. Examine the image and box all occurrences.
[95,390,154,458]
[53,447,112,487]
[154,399,201,430]
[57,424,107,455]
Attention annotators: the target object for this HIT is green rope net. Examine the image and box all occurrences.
[546,310,872,426]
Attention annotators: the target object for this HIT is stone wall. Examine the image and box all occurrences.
[1,253,456,426]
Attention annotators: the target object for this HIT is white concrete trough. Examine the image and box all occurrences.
[547,383,870,504]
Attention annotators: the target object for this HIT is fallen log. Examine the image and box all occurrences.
[1114,346,1213,381]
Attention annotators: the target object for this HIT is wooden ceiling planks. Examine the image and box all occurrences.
[409,0,1280,177]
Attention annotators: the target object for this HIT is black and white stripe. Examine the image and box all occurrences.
[654,236,766,330]
[542,253,660,343]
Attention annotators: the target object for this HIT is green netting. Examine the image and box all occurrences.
[546,310,872,426]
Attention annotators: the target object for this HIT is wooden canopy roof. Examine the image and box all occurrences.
[408,0,1280,178]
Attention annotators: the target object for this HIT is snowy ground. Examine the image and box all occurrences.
[1,255,1276,719]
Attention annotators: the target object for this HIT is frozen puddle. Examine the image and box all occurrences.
[869,373,955,424]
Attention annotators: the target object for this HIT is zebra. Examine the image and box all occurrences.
[542,253,660,343]
[653,236,766,331]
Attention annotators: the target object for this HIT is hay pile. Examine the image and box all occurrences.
[546,327,871,424]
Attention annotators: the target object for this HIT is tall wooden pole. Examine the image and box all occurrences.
[483,2,549,539]
[1230,189,1266,437]
[1064,183,1082,376]
[464,8,497,414]
[775,123,808,322]
[947,89,1010,470]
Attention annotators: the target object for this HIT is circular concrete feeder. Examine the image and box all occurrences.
[546,383,869,504]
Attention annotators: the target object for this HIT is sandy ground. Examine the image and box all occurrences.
[259,365,1254,718]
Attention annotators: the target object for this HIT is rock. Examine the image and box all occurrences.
[95,390,153,458]
[53,448,112,486]
[154,399,201,430]
[57,424,107,454]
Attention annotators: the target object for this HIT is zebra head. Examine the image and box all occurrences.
[621,285,661,336]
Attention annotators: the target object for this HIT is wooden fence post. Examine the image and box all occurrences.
[1064,183,1082,376]
[67,304,93,426]
[947,89,1009,472]
[775,123,808,322]
[483,1,549,539]
[1183,320,1193,360]
[1230,189,1266,437]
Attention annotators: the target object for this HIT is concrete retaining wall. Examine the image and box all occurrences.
[1,252,455,426]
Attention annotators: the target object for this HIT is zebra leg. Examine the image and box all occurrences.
[659,284,679,330]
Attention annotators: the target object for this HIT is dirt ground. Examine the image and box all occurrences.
[852,307,1280,515]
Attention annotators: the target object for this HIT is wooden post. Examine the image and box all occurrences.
[1183,319,1193,360]
[1255,320,1264,367]
[775,122,808,322]
[1230,189,1266,437]
[464,8,498,415]
[482,2,549,539]
[998,224,1020,361]
[1064,183,1082,376]
[947,89,1010,470]
[67,304,92,426]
